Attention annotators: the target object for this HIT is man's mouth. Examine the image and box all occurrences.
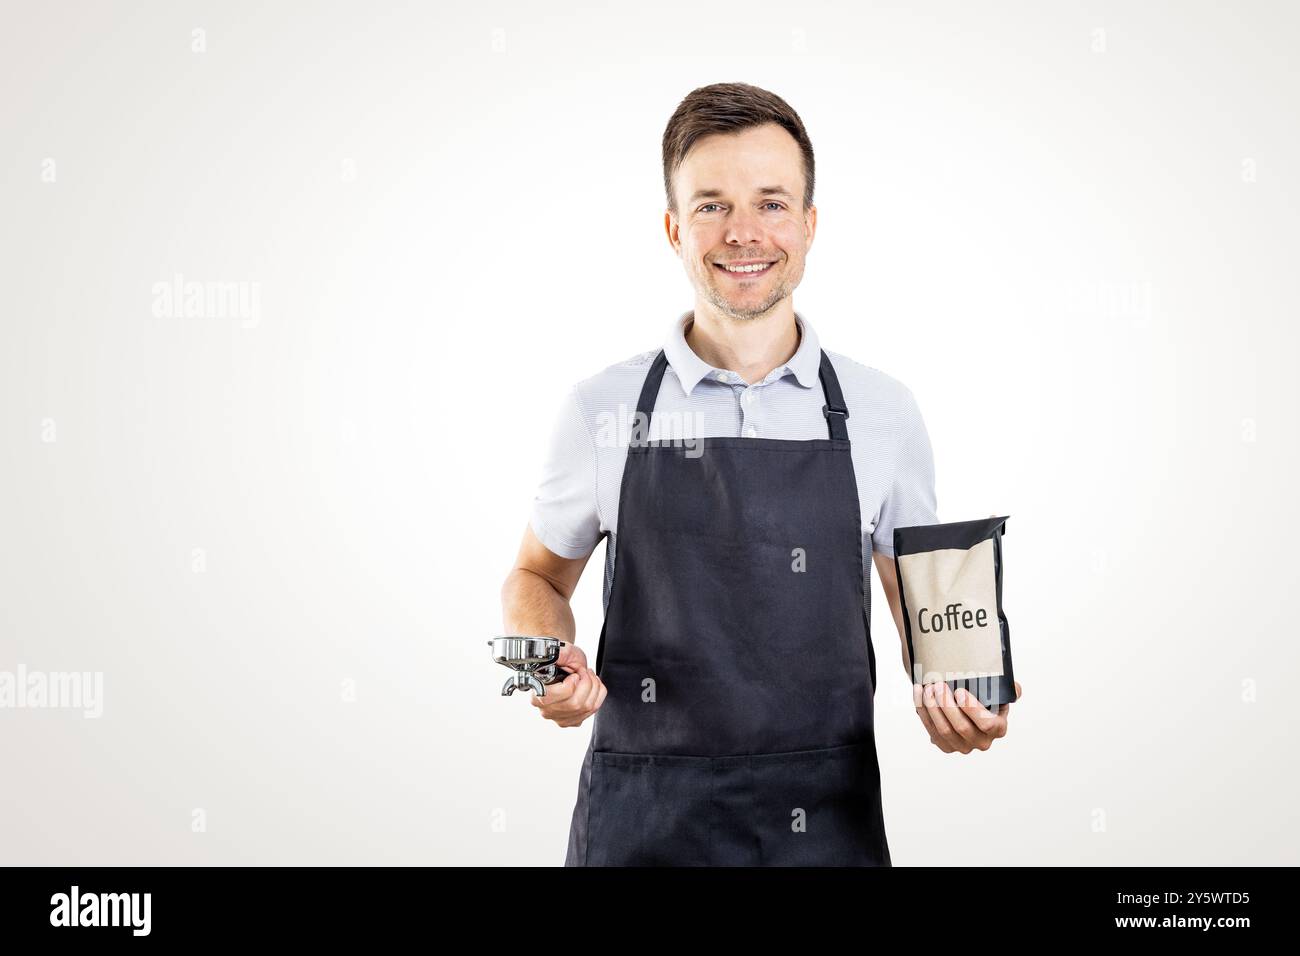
[714,259,776,279]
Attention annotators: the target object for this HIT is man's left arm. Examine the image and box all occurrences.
[873,551,1020,754]
[868,383,1021,754]
[871,550,913,679]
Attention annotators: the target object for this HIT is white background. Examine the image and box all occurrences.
[1,0,1296,864]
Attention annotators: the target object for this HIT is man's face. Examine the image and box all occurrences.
[666,122,816,322]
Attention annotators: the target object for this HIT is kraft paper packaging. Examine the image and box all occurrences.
[893,516,1015,711]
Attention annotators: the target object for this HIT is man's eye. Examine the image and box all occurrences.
[698,202,784,213]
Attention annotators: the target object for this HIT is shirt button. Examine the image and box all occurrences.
[742,389,756,405]
[744,425,757,438]
[714,370,729,381]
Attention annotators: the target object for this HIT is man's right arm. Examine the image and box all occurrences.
[501,524,594,642]
[501,525,607,726]
[500,383,608,726]
[504,383,601,639]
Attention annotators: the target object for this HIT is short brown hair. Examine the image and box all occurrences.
[661,82,815,216]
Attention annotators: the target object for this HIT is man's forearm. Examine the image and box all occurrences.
[501,568,578,642]
[871,555,913,679]
[888,600,912,677]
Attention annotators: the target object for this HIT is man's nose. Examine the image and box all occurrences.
[724,206,765,244]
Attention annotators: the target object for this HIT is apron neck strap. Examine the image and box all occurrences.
[633,350,671,443]
[633,347,851,442]
[818,350,850,440]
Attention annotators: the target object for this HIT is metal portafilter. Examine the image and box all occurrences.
[488,635,575,697]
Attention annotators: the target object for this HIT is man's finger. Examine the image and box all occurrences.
[560,669,602,727]
[937,682,988,748]
[913,689,954,752]
[556,643,588,672]
[532,668,583,709]
[576,667,601,712]
[921,682,966,751]
[994,703,1010,732]
[955,686,1002,736]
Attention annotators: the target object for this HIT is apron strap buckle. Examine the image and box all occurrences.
[822,403,850,440]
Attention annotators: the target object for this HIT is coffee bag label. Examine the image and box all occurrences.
[898,538,1003,681]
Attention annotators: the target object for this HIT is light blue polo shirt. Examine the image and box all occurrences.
[529,310,939,619]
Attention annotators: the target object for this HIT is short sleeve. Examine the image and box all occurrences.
[871,387,938,557]
[528,387,601,559]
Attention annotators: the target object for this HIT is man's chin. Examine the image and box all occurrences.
[705,288,786,322]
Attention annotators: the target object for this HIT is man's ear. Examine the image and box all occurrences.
[663,209,680,254]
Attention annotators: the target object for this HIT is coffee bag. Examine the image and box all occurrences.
[893,516,1015,711]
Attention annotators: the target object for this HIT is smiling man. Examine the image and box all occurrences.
[501,82,1020,867]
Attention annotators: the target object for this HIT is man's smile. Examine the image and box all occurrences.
[713,258,778,279]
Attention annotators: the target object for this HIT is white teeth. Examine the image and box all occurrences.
[724,262,772,273]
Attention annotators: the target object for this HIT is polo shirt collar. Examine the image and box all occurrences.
[664,310,822,395]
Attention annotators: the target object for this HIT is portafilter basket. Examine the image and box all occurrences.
[488,635,575,697]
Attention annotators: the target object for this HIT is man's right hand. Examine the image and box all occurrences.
[531,643,607,728]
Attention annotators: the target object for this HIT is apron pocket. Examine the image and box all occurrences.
[586,751,716,866]
[747,742,889,866]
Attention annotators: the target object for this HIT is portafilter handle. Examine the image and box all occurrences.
[500,666,574,697]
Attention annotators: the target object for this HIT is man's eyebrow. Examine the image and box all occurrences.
[687,186,795,204]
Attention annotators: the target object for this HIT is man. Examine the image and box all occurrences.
[501,82,1021,866]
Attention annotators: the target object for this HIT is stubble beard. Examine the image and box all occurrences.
[702,265,794,323]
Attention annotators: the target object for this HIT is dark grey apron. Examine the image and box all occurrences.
[564,347,889,866]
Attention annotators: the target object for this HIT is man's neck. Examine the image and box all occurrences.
[684,305,800,385]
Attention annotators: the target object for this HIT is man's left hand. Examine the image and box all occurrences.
[914,680,1022,754]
